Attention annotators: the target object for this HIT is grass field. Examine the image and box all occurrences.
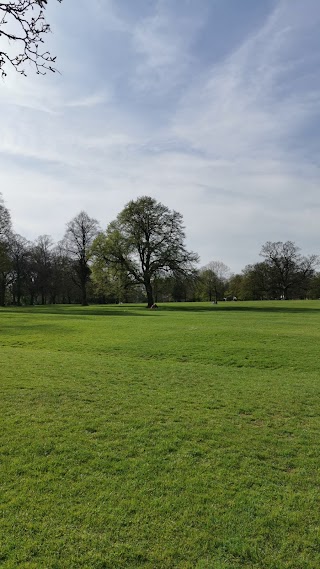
[0,301,319,568]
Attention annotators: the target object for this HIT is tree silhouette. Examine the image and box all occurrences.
[64,211,100,306]
[0,0,62,78]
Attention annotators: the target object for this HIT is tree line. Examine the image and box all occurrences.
[0,193,319,307]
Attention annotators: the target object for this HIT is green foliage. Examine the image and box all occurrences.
[92,196,199,306]
[225,273,243,300]
[1,301,320,568]
[308,273,320,299]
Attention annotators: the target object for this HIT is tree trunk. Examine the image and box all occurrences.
[79,260,89,306]
[81,280,88,306]
[0,279,5,306]
[16,278,22,306]
[144,279,154,307]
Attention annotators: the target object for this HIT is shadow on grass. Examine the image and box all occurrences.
[161,303,320,314]
[0,305,152,317]
[1,302,320,317]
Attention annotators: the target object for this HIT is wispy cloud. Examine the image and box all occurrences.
[131,0,207,94]
[1,0,320,271]
[172,0,320,161]
[65,91,109,108]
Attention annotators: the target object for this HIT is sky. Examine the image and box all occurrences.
[0,0,319,273]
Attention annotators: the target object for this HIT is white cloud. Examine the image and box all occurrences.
[1,0,320,272]
[65,91,109,108]
[172,2,320,162]
[131,0,206,93]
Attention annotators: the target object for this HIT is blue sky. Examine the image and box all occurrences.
[0,0,319,272]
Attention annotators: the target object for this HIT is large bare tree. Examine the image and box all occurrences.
[64,211,100,306]
[0,0,62,78]
[260,241,318,299]
[199,260,231,303]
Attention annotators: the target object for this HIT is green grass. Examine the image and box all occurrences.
[0,301,319,568]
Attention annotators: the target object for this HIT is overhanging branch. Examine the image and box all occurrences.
[0,0,62,78]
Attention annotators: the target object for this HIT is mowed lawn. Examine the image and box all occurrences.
[0,302,319,569]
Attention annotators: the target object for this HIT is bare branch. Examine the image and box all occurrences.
[0,0,62,78]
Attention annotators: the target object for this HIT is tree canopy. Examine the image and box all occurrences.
[92,196,199,307]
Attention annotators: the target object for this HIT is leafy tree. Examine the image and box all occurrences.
[92,196,199,307]
[0,0,62,78]
[225,273,244,300]
[64,211,100,306]
[240,262,271,300]
[91,260,134,304]
[308,273,320,300]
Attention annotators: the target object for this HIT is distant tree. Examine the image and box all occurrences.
[225,273,244,300]
[0,193,11,238]
[308,273,320,300]
[0,241,11,306]
[260,241,318,299]
[0,0,62,78]
[64,211,100,306]
[291,256,319,299]
[240,262,271,300]
[0,194,12,305]
[198,261,231,303]
[92,196,199,307]
[91,260,134,304]
[31,235,53,304]
[49,243,76,304]
[8,234,30,305]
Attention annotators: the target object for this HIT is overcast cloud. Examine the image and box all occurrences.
[0,0,319,272]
